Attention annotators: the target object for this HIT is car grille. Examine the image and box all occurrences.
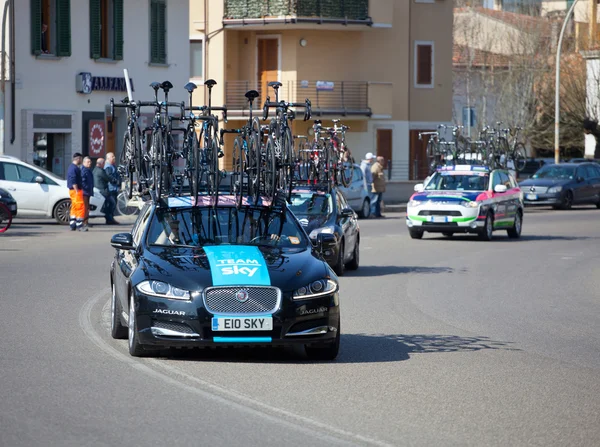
[152,321,196,334]
[422,222,458,227]
[418,210,462,216]
[204,286,281,315]
[526,186,548,194]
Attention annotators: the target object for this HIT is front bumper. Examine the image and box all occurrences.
[2,200,17,216]
[523,193,561,206]
[406,205,484,233]
[132,289,340,348]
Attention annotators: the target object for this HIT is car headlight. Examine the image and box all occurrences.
[547,186,563,193]
[293,279,338,300]
[136,280,190,300]
[461,201,480,208]
[308,226,335,239]
[408,200,423,207]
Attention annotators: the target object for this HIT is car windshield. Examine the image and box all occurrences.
[147,206,308,249]
[424,172,489,191]
[532,166,575,179]
[288,193,332,217]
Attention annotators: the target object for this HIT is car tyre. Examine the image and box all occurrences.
[478,212,494,241]
[409,228,424,239]
[54,199,71,225]
[442,232,453,237]
[560,191,573,210]
[111,282,128,339]
[346,239,359,270]
[507,211,522,239]
[358,199,371,219]
[333,240,345,276]
[305,320,340,361]
[128,292,156,357]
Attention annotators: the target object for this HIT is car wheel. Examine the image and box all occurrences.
[507,211,522,239]
[478,212,494,241]
[442,232,453,237]
[111,282,128,339]
[305,320,340,361]
[128,292,156,357]
[358,199,371,219]
[54,199,71,225]
[346,239,359,270]
[409,228,424,239]
[333,241,345,276]
[560,191,573,210]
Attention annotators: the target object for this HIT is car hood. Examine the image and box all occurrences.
[410,190,484,203]
[139,244,330,293]
[519,178,570,187]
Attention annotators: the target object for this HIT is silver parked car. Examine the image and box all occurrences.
[339,163,371,218]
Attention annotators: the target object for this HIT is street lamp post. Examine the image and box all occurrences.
[555,0,580,164]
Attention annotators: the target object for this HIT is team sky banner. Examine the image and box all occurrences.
[203,246,271,286]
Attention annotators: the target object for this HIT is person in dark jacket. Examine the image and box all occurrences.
[81,156,94,231]
[93,158,115,224]
[67,153,84,231]
[104,152,120,225]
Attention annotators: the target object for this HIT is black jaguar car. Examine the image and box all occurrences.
[109,196,340,360]
[0,187,17,216]
[288,187,360,276]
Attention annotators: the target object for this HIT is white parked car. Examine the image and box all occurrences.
[0,155,105,224]
[339,163,371,218]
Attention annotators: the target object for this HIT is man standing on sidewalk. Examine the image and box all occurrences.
[67,153,85,231]
[361,152,376,216]
[371,156,387,219]
[103,152,121,225]
[81,156,94,231]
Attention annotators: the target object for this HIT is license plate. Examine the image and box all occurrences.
[212,317,273,331]
[526,194,538,200]
[431,216,447,223]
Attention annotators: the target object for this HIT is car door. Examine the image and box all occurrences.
[588,164,600,204]
[490,171,509,227]
[499,171,518,224]
[0,162,51,215]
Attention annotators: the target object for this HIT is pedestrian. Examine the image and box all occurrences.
[371,156,387,218]
[103,153,121,225]
[81,156,94,231]
[360,152,376,215]
[67,153,85,231]
[93,158,113,224]
[583,117,598,160]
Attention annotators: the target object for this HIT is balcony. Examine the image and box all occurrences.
[223,0,372,27]
[225,80,374,117]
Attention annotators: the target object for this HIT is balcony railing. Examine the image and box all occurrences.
[223,0,371,25]
[225,80,371,117]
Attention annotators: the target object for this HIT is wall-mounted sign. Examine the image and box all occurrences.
[89,120,105,157]
[76,72,135,94]
[300,80,309,88]
[33,114,72,129]
[316,81,334,91]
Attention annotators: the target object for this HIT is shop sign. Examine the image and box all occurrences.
[89,120,105,157]
[77,72,135,94]
[33,114,72,129]
[316,81,334,91]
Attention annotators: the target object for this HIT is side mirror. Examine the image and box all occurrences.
[111,233,134,250]
[494,184,507,193]
[35,176,44,184]
[414,183,424,192]
[315,232,336,255]
[340,208,353,218]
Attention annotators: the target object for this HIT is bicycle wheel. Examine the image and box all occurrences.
[497,137,510,169]
[151,131,163,200]
[231,137,245,208]
[248,132,261,204]
[0,203,12,233]
[120,132,134,199]
[186,130,200,200]
[339,146,354,187]
[116,192,140,216]
[512,142,527,172]
[263,134,277,199]
[282,127,294,202]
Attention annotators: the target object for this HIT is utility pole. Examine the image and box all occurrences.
[0,0,8,155]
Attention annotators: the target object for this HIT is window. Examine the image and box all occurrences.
[498,171,511,188]
[190,40,203,78]
[30,0,71,56]
[90,0,124,60]
[150,0,167,64]
[415,41,433,88]
[0,163,38,183]
[491,171,504,190]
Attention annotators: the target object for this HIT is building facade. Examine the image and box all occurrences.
[189,0,453,181]
[0,0,189,178]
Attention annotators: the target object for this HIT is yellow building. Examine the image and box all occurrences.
[189,0,453,181]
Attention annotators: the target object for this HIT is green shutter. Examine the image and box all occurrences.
[89,0,101,59]
[56,0,71,57]
[113,0,124,60]
[150,0,166,64]
[31,0,42,55]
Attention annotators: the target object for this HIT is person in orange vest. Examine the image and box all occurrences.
[67,152,85,231]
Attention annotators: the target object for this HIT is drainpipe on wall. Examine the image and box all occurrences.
[0,0,9,155]
[9,0,14,145]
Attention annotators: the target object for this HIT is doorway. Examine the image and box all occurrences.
[376,129,392,171]
[257,36,280,105]
[409,129,433,180]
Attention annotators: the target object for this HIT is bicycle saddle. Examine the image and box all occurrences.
[245,90,260,101]
[314,120,322,125]
[204,79,217,88]
[184,82,197,93]
[268,81,282,89]
[150,81,161,91]
[160,81,173,93]
[332,119,340,124]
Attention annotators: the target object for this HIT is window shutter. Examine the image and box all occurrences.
[114,0,124,60]
[89,0,101,59]
[157,1,166,63]
[31,0,42,55]
[150,0,166,64]
[56,0,71,57]
[417,45,432,85]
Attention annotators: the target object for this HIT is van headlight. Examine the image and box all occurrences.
[293,279,338,300]
[136,280,190,300]
[462,201,479,208]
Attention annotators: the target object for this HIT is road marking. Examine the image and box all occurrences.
[80,291,393,447]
